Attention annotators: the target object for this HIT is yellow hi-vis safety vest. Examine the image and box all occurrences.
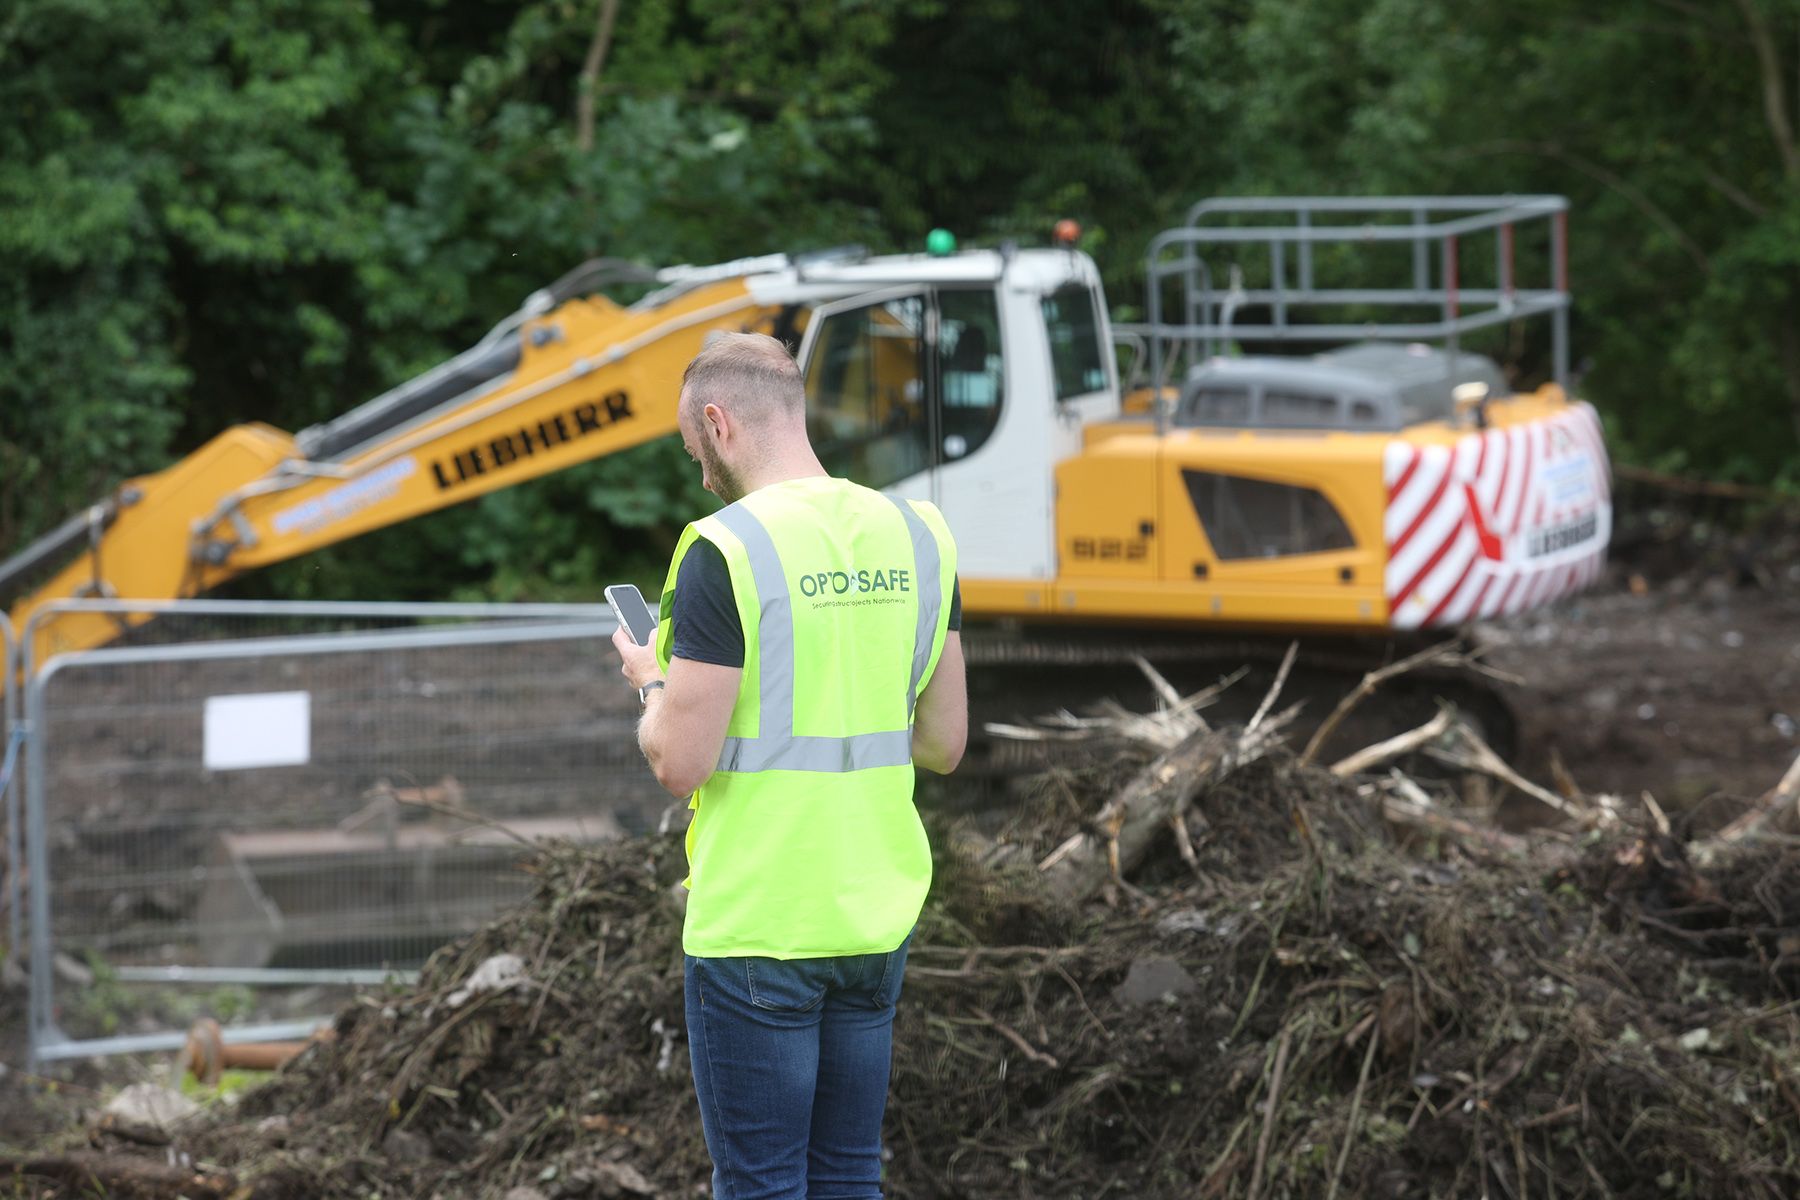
[654,475,957,959]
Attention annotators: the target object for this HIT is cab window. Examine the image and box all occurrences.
[803,295,931,488]
[937,289,1004,461]
[1042,284,1107,401]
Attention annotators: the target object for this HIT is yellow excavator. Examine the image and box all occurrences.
[4,197,1609,750]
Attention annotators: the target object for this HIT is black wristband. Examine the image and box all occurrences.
[638,680,666,704]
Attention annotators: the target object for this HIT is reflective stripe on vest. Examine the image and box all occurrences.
[708,494,942,774]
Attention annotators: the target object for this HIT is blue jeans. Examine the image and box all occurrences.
[684,934,911,1200]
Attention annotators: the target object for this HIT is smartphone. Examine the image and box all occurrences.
[604,584,657,646]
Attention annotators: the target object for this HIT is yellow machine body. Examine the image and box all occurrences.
[996,384,1595,633]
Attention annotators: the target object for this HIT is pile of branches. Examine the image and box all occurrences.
[19,647,1800,1199]
[175,840,699,1199]
[909,646,1800,1197]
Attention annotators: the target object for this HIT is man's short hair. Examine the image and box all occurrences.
[681,332,805,424]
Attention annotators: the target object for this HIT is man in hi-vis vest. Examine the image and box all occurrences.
[611,331,967,1199]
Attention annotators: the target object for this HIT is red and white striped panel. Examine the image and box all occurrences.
[1383,403,1610,630]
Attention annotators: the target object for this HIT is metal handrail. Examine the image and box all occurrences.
[1181,193,1565,227]
[1144,196,1572,432]
[1,611,16,959]
[19,597,612,685]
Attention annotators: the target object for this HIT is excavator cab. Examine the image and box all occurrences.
[784,250,1115,597]
[799,285,1013,484]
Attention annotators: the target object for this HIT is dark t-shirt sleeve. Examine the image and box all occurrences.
[669,537,961,665]
[669,539,746,667]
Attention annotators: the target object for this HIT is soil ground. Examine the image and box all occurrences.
[2,486,1797,1194]
[1490,570,1800,824]
[21,741,1798,1199]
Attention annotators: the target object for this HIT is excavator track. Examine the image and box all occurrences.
[959,624,1518,780]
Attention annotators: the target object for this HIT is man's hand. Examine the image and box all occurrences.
[639,656,742,797]
[609,622,737,797]
[611,625,665,691]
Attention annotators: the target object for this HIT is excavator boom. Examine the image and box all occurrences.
[6,267,796,660]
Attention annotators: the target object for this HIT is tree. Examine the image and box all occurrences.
[9,0,1800,607]
[1155,0,1800,482]
[0,0,414,551]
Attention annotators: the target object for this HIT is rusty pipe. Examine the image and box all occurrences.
[179,1017,333,1086]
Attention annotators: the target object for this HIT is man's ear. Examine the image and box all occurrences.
[703,401,729,443]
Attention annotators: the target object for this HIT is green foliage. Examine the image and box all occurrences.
[65,952,130,1036]
[0,0,413,547]
[7,0,1800,597]
[1159,0,1800,480]
[179,1066,267,1102]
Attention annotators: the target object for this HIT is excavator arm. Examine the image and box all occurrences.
[4,257,804,661]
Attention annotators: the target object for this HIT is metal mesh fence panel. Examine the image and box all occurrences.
[24,602,665,1060]
[3,611,19,959]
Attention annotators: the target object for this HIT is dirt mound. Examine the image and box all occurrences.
[1606,477,1800,596]
[116,742,1798,1200]
[184,838,697,1197]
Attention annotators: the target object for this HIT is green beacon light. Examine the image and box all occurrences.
[925,228,957,257]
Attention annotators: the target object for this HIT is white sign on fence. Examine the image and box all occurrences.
[203,691,311,770]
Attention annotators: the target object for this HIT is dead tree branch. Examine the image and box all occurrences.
[1298,640,1470,768]
[986,666,1243,750]
[0,1153,240,1198]
[1612,463,1786,502]
[575,0,623,154]
[1330,707,1456,778]
[1039,716,1291,905]
[1247,642,1298,734]
[1247,1026,1295,1200]
[1733,0,1800,179]
[1715,750,1800,841]
[1447,139,1712,273]
[1374,772,1530,857]
[1427,725,1591,822]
